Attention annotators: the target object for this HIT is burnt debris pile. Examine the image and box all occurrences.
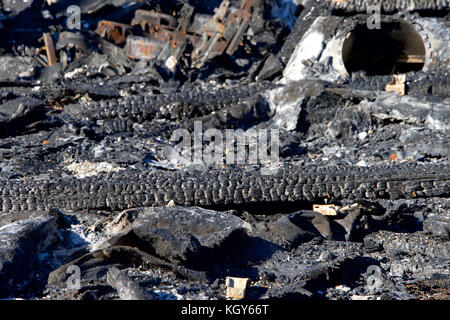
[0,0,448,300]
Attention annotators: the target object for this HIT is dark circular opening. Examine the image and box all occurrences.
[342,22,426,76]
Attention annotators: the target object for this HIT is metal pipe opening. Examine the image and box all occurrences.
[342,22,426,76]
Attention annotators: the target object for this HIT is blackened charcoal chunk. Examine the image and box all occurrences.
[106,206,254,268]
[363,237,383,253]
[268,211,322,247]
[108,226,202,266]
[258,55,284,81]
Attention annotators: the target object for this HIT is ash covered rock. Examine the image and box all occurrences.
[256,240,366,298]
[266,210,346,247]
[364,230,450,290]
[0,215,60,298]
[282,16,347,83]
[260,80,449,165]
[106,266,155,300]
[0,56,36,80]
[42,206,257,299]
[423,215,450,239]
[93,206,261,271]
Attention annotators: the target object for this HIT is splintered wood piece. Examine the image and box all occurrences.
[226,277,249,299]
[385,74,406,95]
[43,33,57,66]
[313,204,340,216]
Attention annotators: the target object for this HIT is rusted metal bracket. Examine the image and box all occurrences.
[124,4,194,71]
[191,0,254,68]
[225,0,254,56]
[125,35,165,60]
[95,20,132,46]
[191,0,230,68]
[131,10,177,32]
[164,4,195,71]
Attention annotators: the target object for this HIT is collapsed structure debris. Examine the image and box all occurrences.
[0,0,448,302]
[261,0,449,96]
[91,0,257,71]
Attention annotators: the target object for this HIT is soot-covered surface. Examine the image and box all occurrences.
[0,0,448,301]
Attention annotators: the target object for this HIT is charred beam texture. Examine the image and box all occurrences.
[0,163,448,213]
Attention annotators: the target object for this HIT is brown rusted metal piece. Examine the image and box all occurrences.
[125,35,165,60]
[225,277,249,299]
[191,0,254,68]
[125,4,194,70]
[190,0,230,67]
[131,10,177,32]
[162,3,194,71]
[95,20,132,46]
[43,33,57,66]
[225,0,254,56]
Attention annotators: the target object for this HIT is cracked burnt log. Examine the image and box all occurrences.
[46,80,277,137]
[64,81,276,123]
[0,162,448,213]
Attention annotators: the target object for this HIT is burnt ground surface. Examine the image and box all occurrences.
[0,0,448,301]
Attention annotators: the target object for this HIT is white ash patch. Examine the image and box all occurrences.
[65,160,123,178]
[356,159,368,167]
[335,285,351,293]
[425,114,449,131]
[68,223,102,251]
[264,83,306,131]
[64,67,85,79]
[283,29,325,82]
[153,287,183,300]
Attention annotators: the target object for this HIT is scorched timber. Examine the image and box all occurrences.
[0,163,448,213]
